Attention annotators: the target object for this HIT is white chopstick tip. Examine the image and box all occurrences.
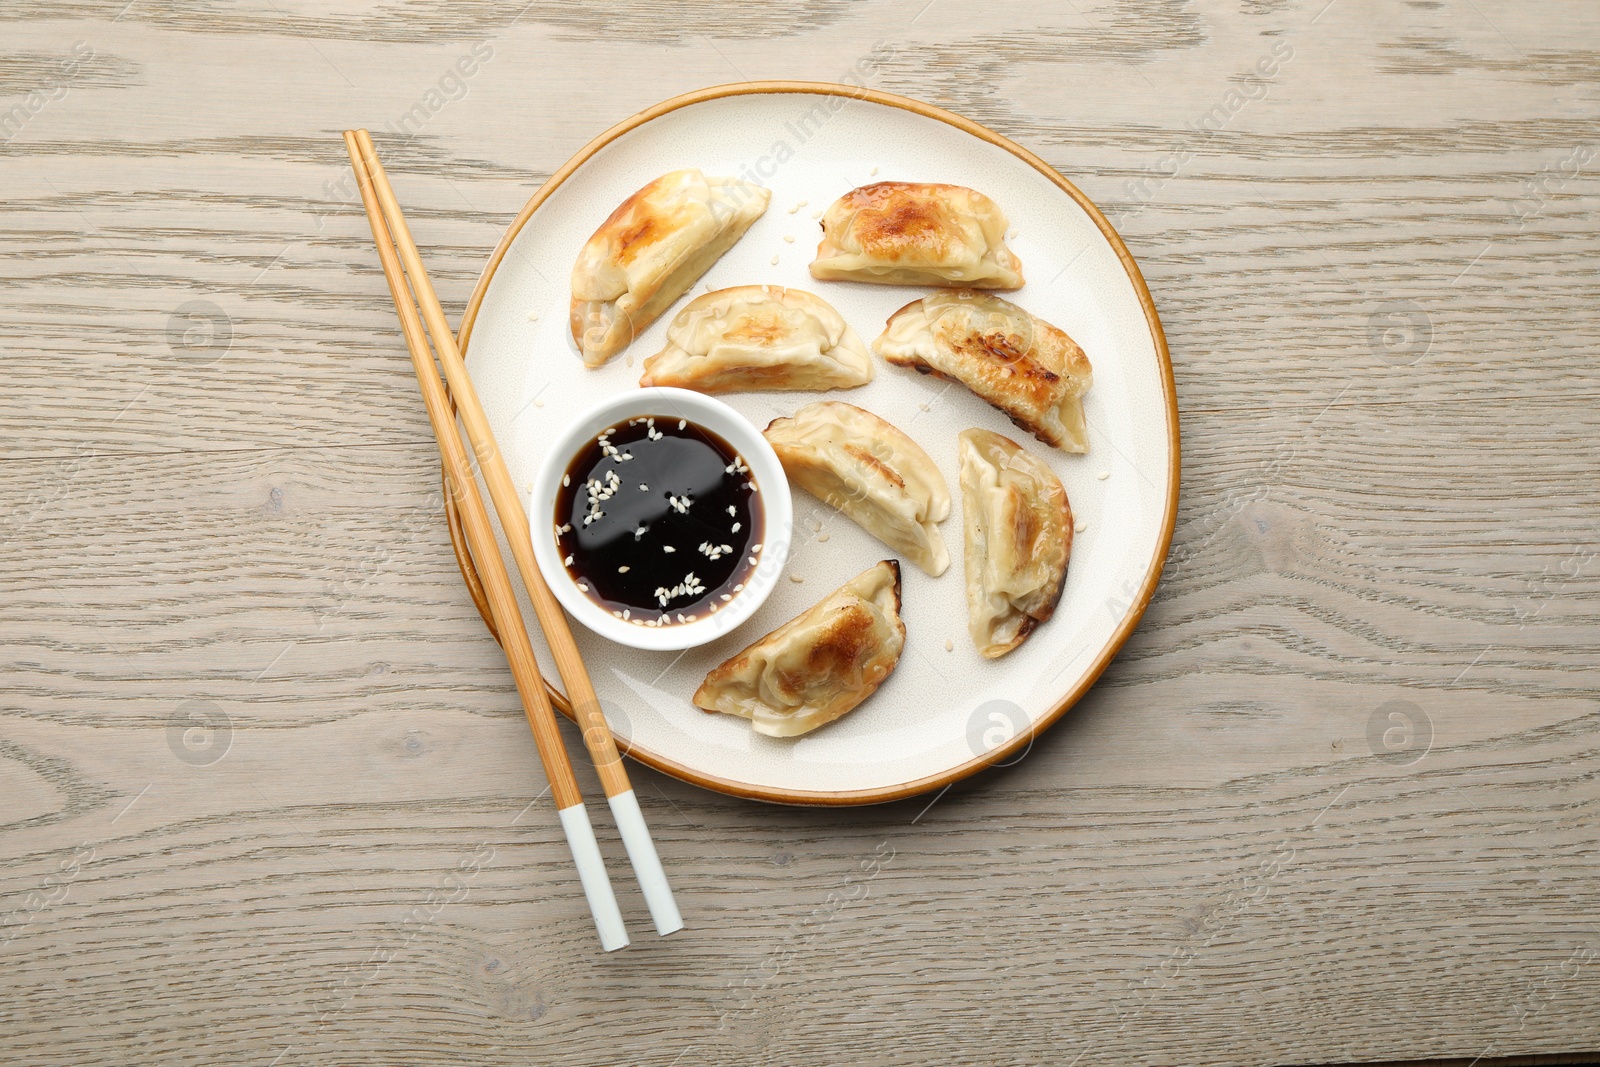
[558,803,630,952]
[608,790,684,937]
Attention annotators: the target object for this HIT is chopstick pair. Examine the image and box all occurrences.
[343,129,681,951]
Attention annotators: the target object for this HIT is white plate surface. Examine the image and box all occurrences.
[462,87,1176,803]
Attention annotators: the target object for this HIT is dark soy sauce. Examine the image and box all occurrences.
[554,415,764,627]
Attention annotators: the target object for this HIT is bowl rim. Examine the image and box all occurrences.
[528,386,793,652]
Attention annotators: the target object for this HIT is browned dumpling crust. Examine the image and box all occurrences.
[569,169,770,367]
[765,401,951,576]
[875,290,1093,452]
[809,182,1024,289]
[639,285,872,393]
[958,428,1072,658]
[693,561,905,737]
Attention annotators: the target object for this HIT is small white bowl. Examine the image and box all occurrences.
[528,387,792,651]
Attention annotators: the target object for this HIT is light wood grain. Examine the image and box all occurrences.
[2,2,1598,1065]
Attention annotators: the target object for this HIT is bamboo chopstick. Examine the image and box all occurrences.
[343,132,630,952]
[349,129,681,937]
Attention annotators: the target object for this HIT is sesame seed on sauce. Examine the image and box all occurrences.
[553,415,762,624]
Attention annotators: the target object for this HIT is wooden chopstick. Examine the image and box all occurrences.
[349,130,681,938]
[343,132,629,952]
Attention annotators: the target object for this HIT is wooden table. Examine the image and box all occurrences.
[3,2,1597,1064]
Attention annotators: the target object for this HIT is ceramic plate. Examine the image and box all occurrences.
[458,83,1178,805]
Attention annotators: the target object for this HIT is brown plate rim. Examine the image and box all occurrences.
[454,80,1180,806]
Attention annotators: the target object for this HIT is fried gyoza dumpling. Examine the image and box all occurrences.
[809,182,1023,289]
[638,285,872,393]
[875,290,1093,452]
[958,428,1072,658]
[569,169,770,367]
[693,561,904,737]
[765,401,951,576]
